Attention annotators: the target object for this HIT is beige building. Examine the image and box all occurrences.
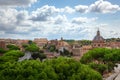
[106,42,120,49]
[34,38,48,47]
[72,44,92,60]
[48,37,71,52]
[16,39,29,51]
[49,39,58,46]
[44,52,60,59]
[80,45,92,56]
[0,38,17,45]
[72,43,81,56]
[56,37,71,52]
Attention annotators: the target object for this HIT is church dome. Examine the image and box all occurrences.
[93,35,104,41]
[93,29,104,42]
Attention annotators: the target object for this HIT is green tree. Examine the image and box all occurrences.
[78,40,92,46]
[22,44,28,48]
[45,57,102,80]
[0,55,102,80]
[32,52,46,61]
[88,62,108,74]
[60,48,73,57]
[7,44,20,50]
[0,50,24,63]
[25,44,39,52]
[0,48,7,54]
[80,48,120,74]
[80,48,111,64]
[28,40,33,44]
[49,45,56,52]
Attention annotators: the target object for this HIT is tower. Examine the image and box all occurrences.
[61,37,63,41]
[92,29,105,48]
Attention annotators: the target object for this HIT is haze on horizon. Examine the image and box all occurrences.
[0,0,120,40]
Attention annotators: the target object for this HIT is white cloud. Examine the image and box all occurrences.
[75,5,88,13]
[0,8,17,32]
[0,8,17,23]
[89,0,120,13]
[61,6,75,14]
[16,10,29,24]
[0,8,32,35]
[0,0,120,40]
[30,5,60,21]
[72,17,97,24]
[0,0,37,7]
[98,24,120,38]
[75,0,120,13]
[30,5,75,22]
[52,15,68,24]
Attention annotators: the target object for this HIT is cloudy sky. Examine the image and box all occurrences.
[0,0,120,40]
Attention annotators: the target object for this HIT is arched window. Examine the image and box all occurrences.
[98,44,100,46]
[94,44,96,46]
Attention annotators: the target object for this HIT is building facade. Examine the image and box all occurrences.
[34,38,48,47]
[0,40,6,49]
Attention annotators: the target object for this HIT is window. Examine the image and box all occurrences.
[98,44,100,46]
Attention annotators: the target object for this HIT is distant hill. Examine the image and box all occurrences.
[105,38,120,42]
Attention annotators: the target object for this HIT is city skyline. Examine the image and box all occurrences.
[0,0,120,40]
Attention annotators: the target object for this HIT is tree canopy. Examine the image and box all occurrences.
[0,50,24,63]
[0,48,7,54]
[80,48,120,74]
[25,43,39,52]
[0,57,102,80]
[7,44,20,50]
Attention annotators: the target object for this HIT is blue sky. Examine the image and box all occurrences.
[31,0,120,8]
[0,0,120,40]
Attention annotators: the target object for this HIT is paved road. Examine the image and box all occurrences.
[18,52,32,62]
[105,64,120,80]
[115,72,120,80]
